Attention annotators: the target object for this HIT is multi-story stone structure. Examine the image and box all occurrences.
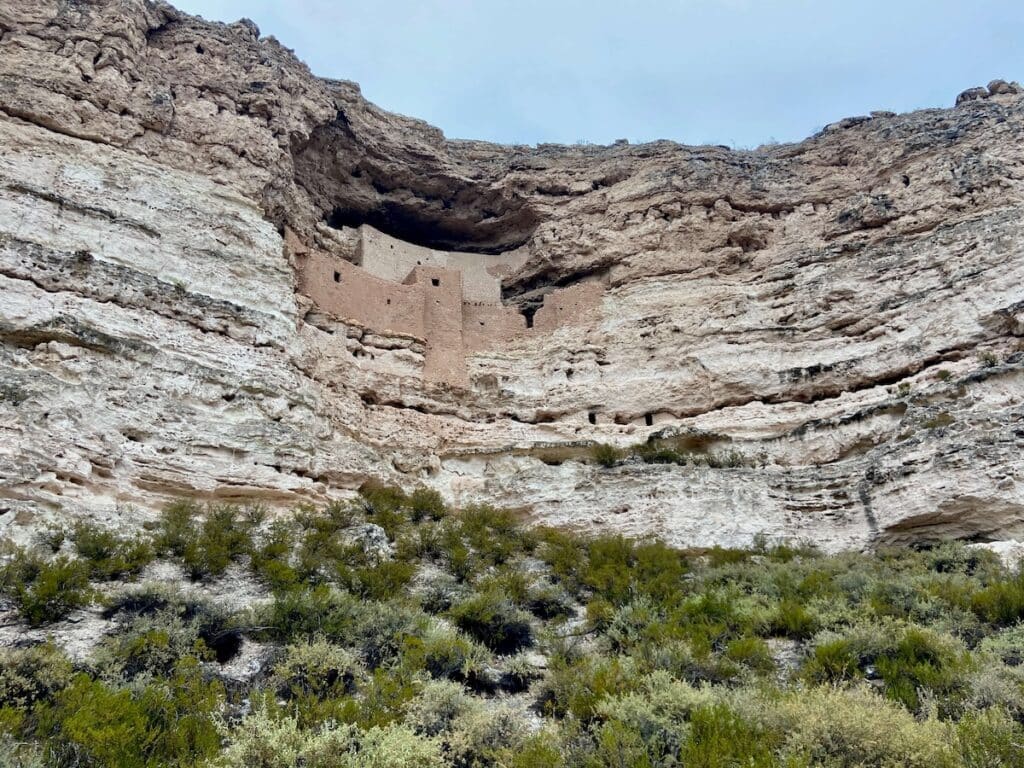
[295,225,605,385]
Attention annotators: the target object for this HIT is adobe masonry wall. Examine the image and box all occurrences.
[293,225,604,386]
[404,266,467,385]
[358,226,529,304]
[533,280,606,333]
[299,250,426,338]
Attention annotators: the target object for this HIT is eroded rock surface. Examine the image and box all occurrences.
[1,0,1023,551]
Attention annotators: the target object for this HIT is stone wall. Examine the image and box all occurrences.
[533,279,606,332]
[298,249,426,338]
[358,226,528,303]
[298,226,603,384]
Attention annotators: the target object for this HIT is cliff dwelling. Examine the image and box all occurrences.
[294,225,605,385]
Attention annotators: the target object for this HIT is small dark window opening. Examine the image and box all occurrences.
[333,271,341,283]
[479,321,485,326]
[386,299,391,305]
[431,278,440,287]
[588,412,597,425]
[521,304,539,329]
[644,413,654,426]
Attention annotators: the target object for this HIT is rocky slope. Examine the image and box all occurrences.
[1,0,1023,551]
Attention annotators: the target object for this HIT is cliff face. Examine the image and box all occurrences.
[2,0,1023,551]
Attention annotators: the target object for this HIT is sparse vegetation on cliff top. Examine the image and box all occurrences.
[1,487,1023,766]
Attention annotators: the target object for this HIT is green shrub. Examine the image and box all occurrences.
[457,505,533,566]
[93,609,214,678]
[724,636,775,673]
[679,703,779,767]
[447,704,530,767]
[0,642,73,709]
[401,626,489,682]
[155,502,253,580]
[448,590,533,654]
[343,560,415,601]
[768,599,818,640]
[537,655,638,722]
[360,483,410,539]
[590,443,623,468]
[957,706,1024,768]
[757,685,959,768]
[970,572,1024,627]
[404,680,472,737]
[271,636,362,699]
[409,488,447,522]
[42,660,223,768]
[218,705,445,768]
[595,671,712,761]
[874,628,971,713]
[72,522,154,579]
[154,500,200,557]
[0,549,92,625]
[250,520,299,592]
[802,638,861,683]
[255,586,364,644]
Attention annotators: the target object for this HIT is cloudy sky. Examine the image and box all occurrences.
[174,0,1023,147]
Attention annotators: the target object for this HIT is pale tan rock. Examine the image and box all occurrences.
[1,0,1023,552]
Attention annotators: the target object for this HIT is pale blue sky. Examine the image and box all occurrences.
[175,0,1024,147]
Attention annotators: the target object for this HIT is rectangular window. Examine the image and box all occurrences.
[431,278,440,287]
[333,271,341,283]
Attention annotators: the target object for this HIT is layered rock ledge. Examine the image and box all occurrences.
[1,0,1022,550]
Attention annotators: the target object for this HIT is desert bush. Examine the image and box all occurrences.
[401,625,490,682]
[458,505,533,566]
[802,637,861,684]
[72,522,154,580]
[448,590,533,654]
[448,703,531,767]
[255,585,365,644]
[409,488,447,522]
[679,702,780,767]
[537,655,638,722]
[342,559,416,601]
[271,636,362,699]
[976,622,1024,666]
[93,608,214,678]
[724,636,776,673]
[752,685,959,768]
[40,660,223,768]
[404,679,472,736]
[874,627,972,713]
[0,735,45,768]
[359,483,411,539]
[595,671,712,760]
[356,601,429,669]
[590,443,622,468]
[970,571,1024,627]
[250,520,299,592]
[155,502,253,580]
[218,705,444,768]
[956,705,1024,767]
[768,598,818,640]
[0,549,92,625]
[0,642,73,709]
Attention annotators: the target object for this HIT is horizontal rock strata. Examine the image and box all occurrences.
[1,0,1022,550]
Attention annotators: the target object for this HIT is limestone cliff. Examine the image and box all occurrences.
[2,0,1023,551]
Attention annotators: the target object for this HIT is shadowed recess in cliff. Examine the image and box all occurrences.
[292,113,540,254]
